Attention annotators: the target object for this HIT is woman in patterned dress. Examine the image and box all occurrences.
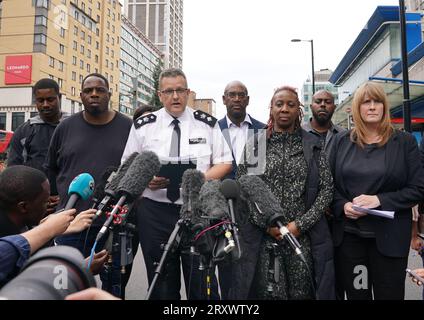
[237,86,334,299]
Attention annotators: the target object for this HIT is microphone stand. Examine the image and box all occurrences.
[145,218,187,300]
[99,201,137,299]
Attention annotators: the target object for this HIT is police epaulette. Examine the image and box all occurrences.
[193,110,217,127]
[134,113,157,129]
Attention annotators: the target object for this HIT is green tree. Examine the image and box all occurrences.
[149,61,163,110]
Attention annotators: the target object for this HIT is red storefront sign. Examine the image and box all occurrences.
[5,55,32,84]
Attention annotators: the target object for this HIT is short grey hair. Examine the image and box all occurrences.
[159,68,187,88]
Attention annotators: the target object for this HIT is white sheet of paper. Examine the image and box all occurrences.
[352,205,395,219]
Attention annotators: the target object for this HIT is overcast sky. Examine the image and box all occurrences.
[183,0,400,122]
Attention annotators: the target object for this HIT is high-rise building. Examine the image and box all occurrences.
[120,15,163,116]
[301,69,338,123]
[125,0,183,69]
[0,0,122,131]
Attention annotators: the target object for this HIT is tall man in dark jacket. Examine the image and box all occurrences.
[8,78,69,213]
[218,81,265,180]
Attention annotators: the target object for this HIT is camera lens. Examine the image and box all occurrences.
[0,246,96,300]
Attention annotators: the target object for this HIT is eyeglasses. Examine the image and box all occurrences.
[160,88,188,97]
[226,92,247,99]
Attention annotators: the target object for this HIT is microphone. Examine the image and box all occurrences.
[93,152,138,220]
[64,173,95,210]
[198,180,237,260]
[219,179,242,259]
[96,151,161,243]
[278,225,303,257]
[180,169,205,226]
[238,175,305,261]
[91,166,117,209]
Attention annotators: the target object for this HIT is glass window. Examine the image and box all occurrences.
[35,0,49,9]
[34,34,46,44]
[12,112,25,131]
[59,44,65,54]
[0,113,6,130]
[35,15,47,26]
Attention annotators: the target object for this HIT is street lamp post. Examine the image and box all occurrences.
[291,39,315,94]
[398,0,412,132]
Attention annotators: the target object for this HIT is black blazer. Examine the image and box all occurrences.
[330,130,424,258]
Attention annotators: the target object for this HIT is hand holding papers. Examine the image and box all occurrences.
[352,205,394,219]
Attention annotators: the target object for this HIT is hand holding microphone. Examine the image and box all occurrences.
[238,175,305,262]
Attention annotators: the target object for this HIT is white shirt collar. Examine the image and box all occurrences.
[226,114,252,128]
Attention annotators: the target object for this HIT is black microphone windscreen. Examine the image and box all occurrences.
[92,166,117,201]
[237,175,286,229]
[107,152,138,193]
[117,151,161,200]
[199,180,229,220]
[220,179,239,199]
[180,169,205,221]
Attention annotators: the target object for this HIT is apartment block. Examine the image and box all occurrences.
[0,0,122,131]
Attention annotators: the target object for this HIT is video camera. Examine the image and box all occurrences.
[0,246,96,300]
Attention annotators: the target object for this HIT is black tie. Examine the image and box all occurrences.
[167,118,181,202]
[169,118,181,157]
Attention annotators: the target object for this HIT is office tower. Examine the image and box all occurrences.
[126,0,183,68]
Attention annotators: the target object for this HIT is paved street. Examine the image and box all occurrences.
[121,245,423,300]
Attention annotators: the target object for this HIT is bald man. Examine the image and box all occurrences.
[218,81,265,179]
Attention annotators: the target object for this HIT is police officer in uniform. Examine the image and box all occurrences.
[121,68,233,300]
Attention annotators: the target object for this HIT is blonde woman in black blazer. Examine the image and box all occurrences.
[330,82,424,300]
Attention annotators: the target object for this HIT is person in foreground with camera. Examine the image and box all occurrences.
[0,165,107,288]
